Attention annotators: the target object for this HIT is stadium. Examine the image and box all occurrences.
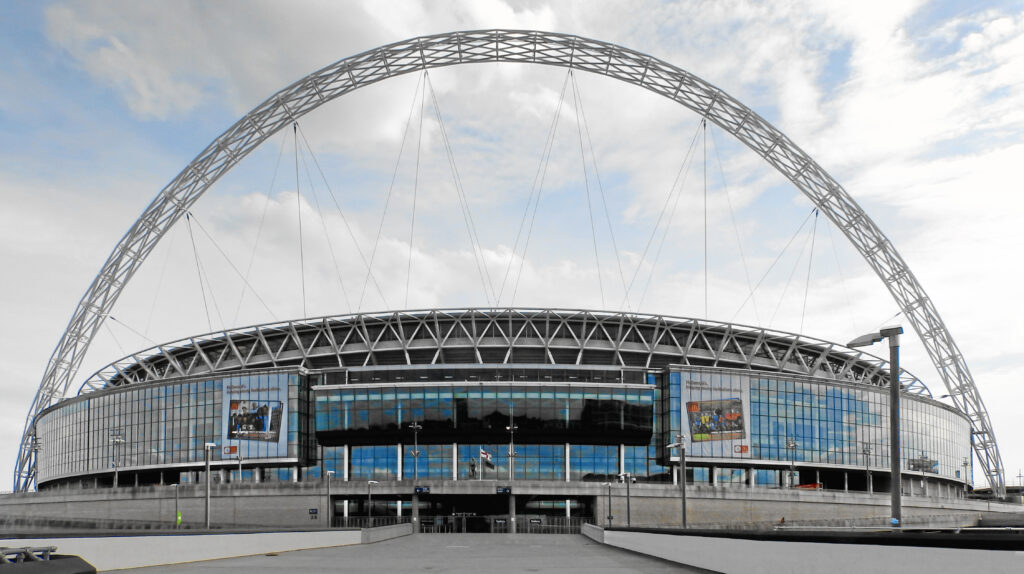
[25,308,976,529]
[7,31,1019,532]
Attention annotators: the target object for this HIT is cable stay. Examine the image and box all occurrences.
[294,123,307,318]
[635,119,704,311]
[359,72,426,311]
[294,124,391,311]
[406,76,427,308]
[106,315,158,346]
[768,209,817,329]
[184,212,218,332]
[102,319,127,358]
[569,70,605,307]
[294,134,353,314]
[233,130,288,326]
[799,208,820,333]
[498,71,572,307]
[618,117,705,311]
[823,216,860,334]
[424,72,498,306]
[708,125,761,325]
[568,72,632,312]
[703,118,709,319]
[143,223,179,335]
[186,213,278,321]
[730,207,817,323]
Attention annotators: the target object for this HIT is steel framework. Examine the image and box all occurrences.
[76,308,930,395]
[14,30,1003,493]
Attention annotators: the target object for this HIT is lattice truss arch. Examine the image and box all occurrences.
[15,30,1003,493]
[79,308,929,395]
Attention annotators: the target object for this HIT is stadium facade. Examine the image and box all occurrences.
[31,308,975,523]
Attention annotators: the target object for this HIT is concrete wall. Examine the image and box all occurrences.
[3,481,1021,531]
[598,529,1024,574]
[0,530,362,572]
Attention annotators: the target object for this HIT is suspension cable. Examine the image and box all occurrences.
[294,122,307,317]
[636,122,702,310]
[618,118,705,310]
[187,213,278,320]
[107,315,157,346]
[768,210,817,328]
[233,131,287,325]
[185,213,213,332]
[730,207,817,323]
[570,71,605,307]
[799,209,819,333]
[358,72,425,311]
[294,124,391,310]
[296,136,353,313]
[425,72,497,305]
[499,71,571,306]
[703,118,709,319]
[144,224,178,335]
[406,77,427,308]
[570,71,631,311]
[823,217,859,333]
[708,126,761,325]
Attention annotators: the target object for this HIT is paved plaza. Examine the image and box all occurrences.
[117,533,712,573]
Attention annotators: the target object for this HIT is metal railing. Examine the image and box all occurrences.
[1,547,57,564]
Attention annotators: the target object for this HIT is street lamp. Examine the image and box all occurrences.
[785,438,798,488]
[367,480,379,528]
[666,433,688,528]
[325,470,335,528]
[600,482,614,528]
[862,445,873,494]
[848,325,904,528]
[617,472,632,527]
[408,422,422,484]
[506,408,518,481]
[204,442,216,529]
[109,429,125,488]
[961,458,970,496]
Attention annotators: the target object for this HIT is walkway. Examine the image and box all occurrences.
[117,533,713,573]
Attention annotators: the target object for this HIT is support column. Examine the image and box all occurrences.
[452,442,458,480]
[844,472,848,492]
[397,443,403,481]
[509,493,517,534]
[619,444,625,475]
[747,467,755,487]
[565,443,571,482]
[566,499,571,518]
[711,466,718,486]
[343,445,349,481]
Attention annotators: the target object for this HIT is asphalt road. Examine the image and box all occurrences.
[116,533,714,573]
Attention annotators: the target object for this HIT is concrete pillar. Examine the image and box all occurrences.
[748,467,755,487]
[343,499,349,518]
[509,493,517,534]
[619,444,625,475]
[565,443,571,482]
[844,471,848,492]
[566,499,571,518]
[452,442,458,480]
[397,443,403,481]
[711,466,718,486]
[343,445,349,481]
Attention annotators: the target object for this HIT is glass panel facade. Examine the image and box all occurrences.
[36,371,307,483]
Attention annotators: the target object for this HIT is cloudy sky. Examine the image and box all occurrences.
[2,0,1023,491]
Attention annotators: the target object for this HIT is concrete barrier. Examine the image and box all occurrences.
[580,523,604,543]
[594,528,1024,574]
[0,529,362,572]
[360,522,413,544]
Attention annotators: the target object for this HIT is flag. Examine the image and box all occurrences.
[480,448,495,468]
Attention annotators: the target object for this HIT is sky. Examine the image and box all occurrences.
[2,0,1023,491]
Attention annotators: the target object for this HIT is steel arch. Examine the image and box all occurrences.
[14,29,1003,494]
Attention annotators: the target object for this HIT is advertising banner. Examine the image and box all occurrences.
[687,398,745,441]
[221,374,289,459]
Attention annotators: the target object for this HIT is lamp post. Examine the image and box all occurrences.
[848,325,904,528]
[174,483,180,529]
[506,408,518,481]
[863,445,873,494]
[961,458,970,496]
[666,433,688,528]
[325,470,335,528]
[237,456,243,484]
[785,438,798,488]
[204,442,216,529]
[367,480,379,528]
[408,422,422,532]
[600,482,613,528]
[617,472,632,527]
[109,429,124,488]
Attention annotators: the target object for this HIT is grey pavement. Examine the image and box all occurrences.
[116,533,713,573]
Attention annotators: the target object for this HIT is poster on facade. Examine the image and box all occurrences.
[221,374,289,459]
[687,398,745,441]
